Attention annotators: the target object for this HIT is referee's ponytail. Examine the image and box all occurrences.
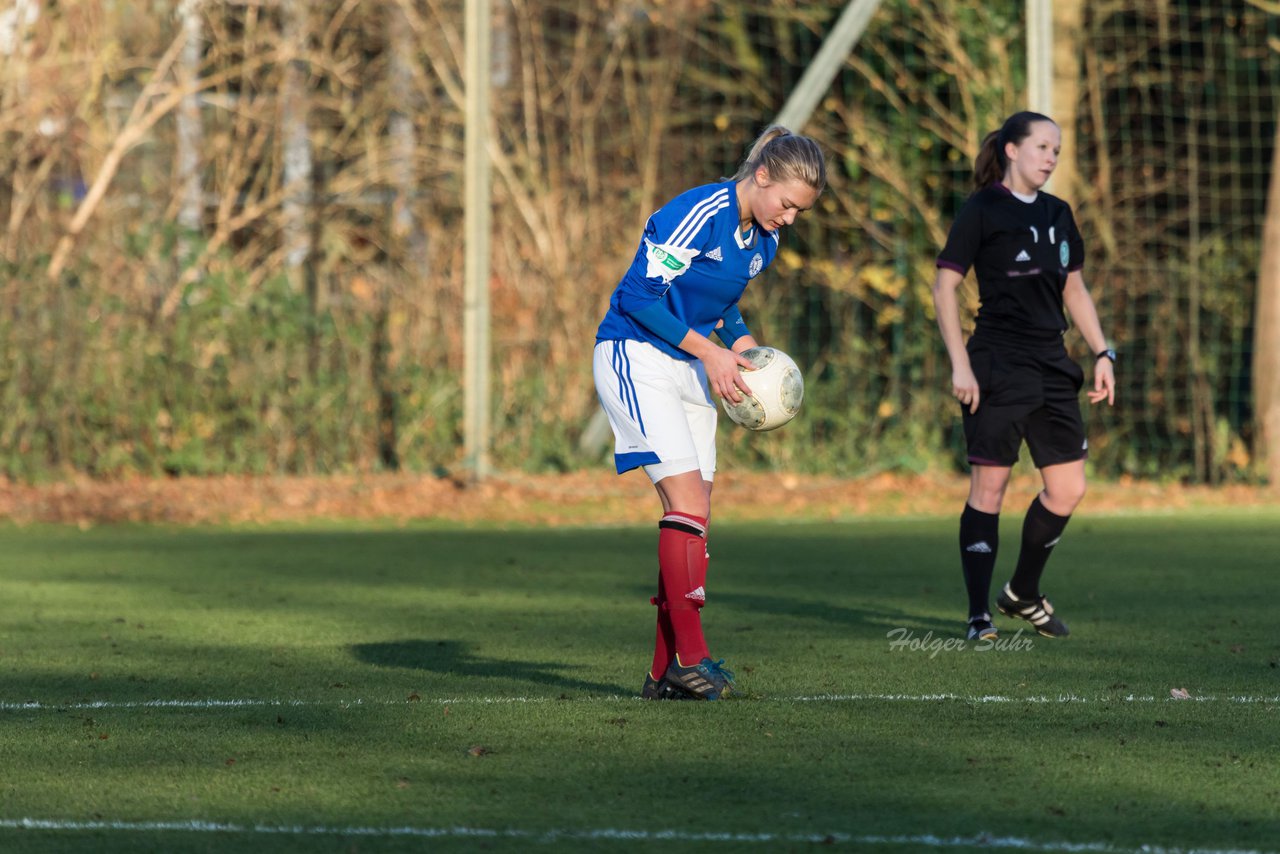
[732,125,827,194]
[974,111,1055,189]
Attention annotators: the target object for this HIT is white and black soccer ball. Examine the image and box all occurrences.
[720,346,804,432]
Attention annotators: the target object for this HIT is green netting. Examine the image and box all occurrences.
[610,0,1280,482]
[1073,3,1278,481]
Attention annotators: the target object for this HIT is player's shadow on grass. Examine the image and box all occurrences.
[711,590,957,636]
[350,640,625,695]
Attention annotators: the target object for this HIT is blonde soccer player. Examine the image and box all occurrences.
[593,126,826,699]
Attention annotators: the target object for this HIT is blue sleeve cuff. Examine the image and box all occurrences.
[628,300,690,349]
[714,305,751,348]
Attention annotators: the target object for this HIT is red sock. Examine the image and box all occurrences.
[658,512,709,666]
[649,582,675,680]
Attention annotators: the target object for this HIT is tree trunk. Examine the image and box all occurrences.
[175,0,203,267]
[280,0,312,282]
[1253,118,1280,487]
[388,0,425,277]
[375,0,419,473]
[0,0,40,260]
[280,0,318,385]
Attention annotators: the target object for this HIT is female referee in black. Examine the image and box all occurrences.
[932,111,1115,641]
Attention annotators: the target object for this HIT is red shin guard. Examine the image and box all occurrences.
[657,513,709,665]
[649,593,675,680]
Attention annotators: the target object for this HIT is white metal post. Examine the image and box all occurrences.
[774,0,885,133]
[1026,0,1053,117]
[464,0,493,479]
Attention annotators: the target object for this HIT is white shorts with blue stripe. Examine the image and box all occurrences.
[592,340,717,484]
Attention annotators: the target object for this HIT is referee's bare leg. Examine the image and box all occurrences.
[967,465,1011,514]
[1038,460,1087,516]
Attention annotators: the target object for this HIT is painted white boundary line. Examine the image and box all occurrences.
[0,819,1273,852]
[2,693,1278,711]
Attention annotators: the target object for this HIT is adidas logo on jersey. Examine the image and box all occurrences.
[965,541,993,554]
[685,586,706,602]
[706,246,724,262]
[1015,249,1031,262]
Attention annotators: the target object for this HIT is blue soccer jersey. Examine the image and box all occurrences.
[596,180,779,360]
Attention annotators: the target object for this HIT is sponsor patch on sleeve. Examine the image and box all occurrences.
[643,240,699,283]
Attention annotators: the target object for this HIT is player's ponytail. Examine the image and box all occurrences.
[973,111,1056,189]
[732,125,827,194]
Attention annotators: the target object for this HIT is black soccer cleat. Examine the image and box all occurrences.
[996,583,1070,638]
[966,613,998,641]
[640,672,693,700]
[663,657,735,701]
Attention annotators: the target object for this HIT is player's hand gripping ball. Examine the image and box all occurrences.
[721,346,804,432]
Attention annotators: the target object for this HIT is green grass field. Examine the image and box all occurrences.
[1,509,1277,853]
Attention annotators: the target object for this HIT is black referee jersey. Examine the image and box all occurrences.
[937,183,1085,343]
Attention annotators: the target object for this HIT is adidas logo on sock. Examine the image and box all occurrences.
[706,246,723,262]
[965,541,993,554]
[1015,249,1031,262]
[685,586,706,602]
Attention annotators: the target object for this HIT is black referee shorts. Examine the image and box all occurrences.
[961,339,1087,469]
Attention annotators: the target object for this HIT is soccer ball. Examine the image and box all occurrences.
[720,346,804,432]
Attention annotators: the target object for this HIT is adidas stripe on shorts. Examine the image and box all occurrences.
[592,339,717,484]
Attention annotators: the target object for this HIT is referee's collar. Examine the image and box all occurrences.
[995,182,1038,204]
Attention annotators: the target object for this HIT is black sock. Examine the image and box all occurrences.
[1010,496,1071,600]
[959,504,1000,619]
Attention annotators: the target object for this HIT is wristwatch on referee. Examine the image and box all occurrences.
[1095,348,1117,363]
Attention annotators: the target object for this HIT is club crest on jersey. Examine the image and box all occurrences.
[644,240,699,283]
[1059,240,1070,268]
[748,253,763,278]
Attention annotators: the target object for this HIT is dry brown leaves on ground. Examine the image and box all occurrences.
[0,471,1275,527]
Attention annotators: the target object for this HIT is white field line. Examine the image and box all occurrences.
[1,693,1278,712]
[0,819,1274,853]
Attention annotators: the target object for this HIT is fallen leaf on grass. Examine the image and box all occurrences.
[467,745,490,757]
[1170,688,1191,700]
